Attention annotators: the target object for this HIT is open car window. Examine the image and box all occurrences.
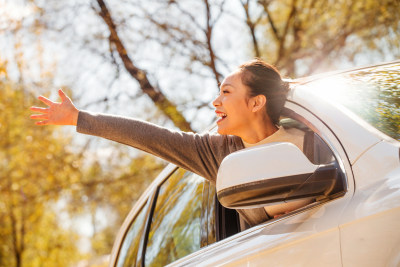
[279,116,336,165]
[215,113,345,234]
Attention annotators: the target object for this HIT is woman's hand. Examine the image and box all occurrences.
[30,89,79,126]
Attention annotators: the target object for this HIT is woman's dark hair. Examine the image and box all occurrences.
[239,59,290,125]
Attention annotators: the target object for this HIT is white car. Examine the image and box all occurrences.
[109,61,400,267]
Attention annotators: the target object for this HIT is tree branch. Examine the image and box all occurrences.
[203,0,223,85]
[258,0,281,43]
[277,0,297,63]
[241,0,261,57]
[94,0,193,132]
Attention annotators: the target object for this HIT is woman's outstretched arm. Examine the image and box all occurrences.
[30,90,244,181]
[30,89,79,126]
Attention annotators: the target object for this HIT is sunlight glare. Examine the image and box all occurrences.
[305,77,352,104]
[1,1,35,21]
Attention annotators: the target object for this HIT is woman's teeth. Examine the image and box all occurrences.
[217,113,227,118]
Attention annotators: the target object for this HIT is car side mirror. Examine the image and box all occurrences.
[216,142,344,209]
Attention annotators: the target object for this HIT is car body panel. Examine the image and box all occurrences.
[169,202,343,267]
[339,140,400,266]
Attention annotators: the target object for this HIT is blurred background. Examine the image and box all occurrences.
[1,0,399,266]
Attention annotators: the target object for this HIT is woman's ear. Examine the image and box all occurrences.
[251,95,267,113]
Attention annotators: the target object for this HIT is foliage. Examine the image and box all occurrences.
[68,153,165,257]
[245,0,400,76]
[0,78,84,266]
[0,65,166,265]
[2,0,399,131]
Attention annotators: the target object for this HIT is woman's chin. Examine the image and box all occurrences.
[216,126,229,135]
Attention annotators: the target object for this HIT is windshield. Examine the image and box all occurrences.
[304,63,400,141]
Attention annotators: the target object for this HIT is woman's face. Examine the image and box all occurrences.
[212,70,253,136]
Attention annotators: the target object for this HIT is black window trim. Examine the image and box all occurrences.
[215,199,240,241]
[135,187,159,267]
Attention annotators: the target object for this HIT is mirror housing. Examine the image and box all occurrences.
[216,142,343,209]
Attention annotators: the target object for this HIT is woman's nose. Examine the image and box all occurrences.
[213,95,221,107]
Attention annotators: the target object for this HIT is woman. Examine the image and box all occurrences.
[30,59,303,228]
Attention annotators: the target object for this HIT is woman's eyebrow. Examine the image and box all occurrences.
[221,83,234,89]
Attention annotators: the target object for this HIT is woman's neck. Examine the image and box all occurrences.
[240,116,278,144]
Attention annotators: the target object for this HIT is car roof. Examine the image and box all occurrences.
[290,59,400,86]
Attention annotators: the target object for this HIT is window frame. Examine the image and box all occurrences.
[135,186,159,267]
[283,101,352,198]
[208,105,351,240]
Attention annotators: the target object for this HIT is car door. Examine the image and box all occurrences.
[169,103,354,267]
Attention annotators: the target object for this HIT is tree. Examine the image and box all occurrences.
[0,75,167,265]
[2,0,233,131]
[241,0,400,76]
[3,0,398,131]
[0,76,84,266]
[66,154,165,257]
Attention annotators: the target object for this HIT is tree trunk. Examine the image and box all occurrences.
[96,0,193,132]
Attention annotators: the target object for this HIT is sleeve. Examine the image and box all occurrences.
[76,110,232,182]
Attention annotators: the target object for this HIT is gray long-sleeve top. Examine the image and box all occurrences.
[77,110,269,226]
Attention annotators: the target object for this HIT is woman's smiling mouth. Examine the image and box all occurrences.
[216,111,227,123]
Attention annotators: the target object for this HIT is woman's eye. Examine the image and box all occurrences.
[217,90,229,96]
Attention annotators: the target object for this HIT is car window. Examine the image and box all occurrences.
[144,169,205,266]
[280,117,336,165]
[306,63,400,141]
[116,206,147,267]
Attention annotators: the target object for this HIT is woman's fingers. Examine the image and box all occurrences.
[31,113,51,126]
[38,95,54,106]
[58,89,68,101]
[35,120,50,125]
[30,107,49,113]
[31,90,78,126]
[30,114,49,120]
